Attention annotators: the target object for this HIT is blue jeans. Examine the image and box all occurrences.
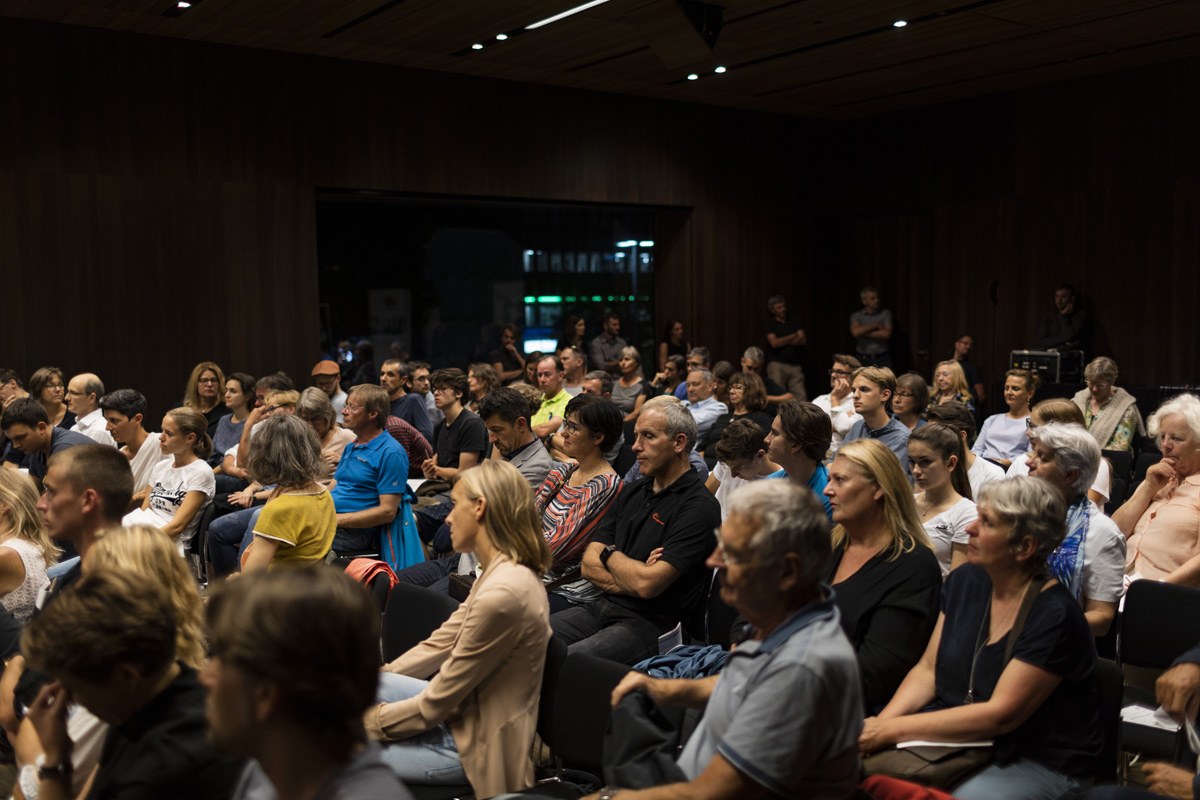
[954,759,1083,800]
[375,673,466,785]
[208,506,263,577]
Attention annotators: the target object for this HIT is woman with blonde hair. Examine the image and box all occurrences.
[0,471,58,623]
[369,460,551,795]
[182,360,227,438]
[613,345,647,422]
[823,438,941,711]
[932,359,975,414]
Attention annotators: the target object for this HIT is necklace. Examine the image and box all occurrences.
[964,581,1031,704]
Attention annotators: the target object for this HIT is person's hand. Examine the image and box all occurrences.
[229,489,254,508]
[858,716,895,755]
[611,671,657,708]
[831,374,851,402]
[421,457,438,480]
[505,342,521,357]
[1143,761,1195,799]
[26,681,72,766]
[645,547,664,566]
[322,450,339,469]
[245,405,267,426]
[1145,461,1179,494]
[1158,662,1200,721]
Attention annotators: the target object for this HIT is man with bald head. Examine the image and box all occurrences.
[310,359,348,415]
[66,373,115,446]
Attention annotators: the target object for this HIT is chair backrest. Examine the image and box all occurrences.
[1133,452,1161,483]
[367,572,391,614]
[1102,449,1133,482]
[1119,580,1200,670]
[705,569,740,648]
[549,651,630,774]
[612,441,636,478]
[1094,658,1124,783]
[381,583,460,662]
[1104,478,1127,516]
[190,503,217,584]
[537,634,569,743]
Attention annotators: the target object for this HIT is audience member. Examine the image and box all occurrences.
[657,319,689,372]
[183,361,228,438]
[931,359,976,414]
[556,315,587,356]
[559,345,586,396]
[843,366,910,472]
[408,362,441,428]
[551,402,719,665]
[369,461,551,795]
[0,368,30,413]
[603,481,862,799]
[2,399,93,487]
[296,387,356,477]
[860,478,1100,800]
[613,346,647,422]
[698,371,772,455]
[310,358,348,415]
[489,323,526,384]
[925,402,1004,498]
[620,396,709,483]
[849,286,893,368]
[582,370,614,399]
[521,353,541,388]
[1074,356,1144,452]
[465,362,500,414]
[65,373,116,446]
[825,439,940,712]
[531,357,571,440]
[812,354,862,460]
[590,312,627,374]
[892,371,930,433]
[682,368,727,448]
[99,388,166,504]
[1114,393,1200,585]
[0,471,57,623]
[211,372,254,491]
[711,361,734,408]
[1036,283,1089,352]
[909,422,977,576]
[386,415,434,480]
[673,348,711,400]
[1026,422,1125,635]
[29,367,73,430]
[648,355,685,399]
[204,568,411,800]
[1008,398,1112,506]
[765,399,833,516]
[423,369,486,484]
[739,346,791,406]
[764,294,809,401]
[706,417,779,519]
[381,359,433,443]
[974,368,1039,466]
[953,334,987,408]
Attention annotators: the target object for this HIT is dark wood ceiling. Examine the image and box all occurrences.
[5,0,1197,119]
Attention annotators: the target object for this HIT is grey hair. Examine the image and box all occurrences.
[1148,393,1200,443]
[1084,356,1119,385]
[583,370,613,396]
[688,368,715,383]
[1031,422,1099,498]
[246,415,325,489]
[726,480,831,591]
[766,294,785,312]
[742,346,765,363]
[296,387,337,430]
[977,477,1066,578]
[645,401,698,453]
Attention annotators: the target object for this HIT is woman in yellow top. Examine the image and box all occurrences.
[241,414,337,572]
[367,459,552,796]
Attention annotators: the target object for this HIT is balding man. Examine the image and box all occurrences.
[310,360,348,415]
[683,369,727,448]
[66,373,115,446]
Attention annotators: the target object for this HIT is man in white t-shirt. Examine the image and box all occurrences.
[705,417,780,520]
[811,354,862,462]
[100,389,168,509]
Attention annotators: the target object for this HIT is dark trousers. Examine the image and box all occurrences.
[550,596,664,666]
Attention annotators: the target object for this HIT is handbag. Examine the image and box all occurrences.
[864,579,1042,789]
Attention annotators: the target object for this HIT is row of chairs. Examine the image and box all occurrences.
[1102,449,1160,516]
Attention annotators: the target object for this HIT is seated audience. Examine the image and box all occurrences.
[465,362,500,414]
[386,415,434,480]
[1008,398,1112,506]
[0,368,30,468]
[560,345,587,396]
[489,323,526,385]
[699,371,773,455]
[1114,393,1200,585]
[613,346,647,422]
[368,461,551,796]
[29,367,73,430]
[99,388,167,505]
[297,387,356,478]
[1026,422,1125,635]
[582,370,614,399]
[310,358,348,415]
[552,402,719,665]
[204,568,411,800]
[531,357,571,440]
[1074,356,1145,452]
[621,396,710,483]
[843,366,910,472]
[212,372,254,477]
[2,399,100,488]
[910,422,978,577]
[931,359,976,414]
[0,471,57,623]
[602,481,861,799]
[648,355,685,399]
[381,359,434,444]
[657,318,689,372]
[66,373,116,447]
[711,361,734,408]
[926,402,1005,499]
[22,570,244,799]
[765,400,833,516]
[682,368,728,448]
[892,371,930,432]
[740,346,792,407]
[812,354,863,460]
[859,477,1100,800]
[706,417,780,519]
[123,406,215,553]
[825,439,941,712]
[674,348,712,400]
[974,369,1039,466]
[423,369,486,484]
[182,361,227,438]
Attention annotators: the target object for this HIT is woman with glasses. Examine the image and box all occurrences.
[1007,398,1111,508]
[1072,356,1144,452]
[823,438,941,712]
[28,367,72,429]
[698,371,773,455]
[973,369,1039,467]
[893,372,931,432]
[182,361,227,439]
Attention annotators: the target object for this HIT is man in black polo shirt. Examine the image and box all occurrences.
[551,403,720,665]
[1,399,92,489]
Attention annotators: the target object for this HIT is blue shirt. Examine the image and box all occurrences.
[330,432,409,513]
[844,415,911,479]
[767,464,833,519]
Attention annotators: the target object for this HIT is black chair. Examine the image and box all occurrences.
[1094,658,1124,784]
[367,571,391,615]
[545,651,630,776]
[189,503,217,586]
[381,583,460,662]
[704,570,739,649]
[1133,452,1161,484]
[1102,449,1134,482]
[537,635,570,744]
[612,441,636,478]
[1104,478,1127,516]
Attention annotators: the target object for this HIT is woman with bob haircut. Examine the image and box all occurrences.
[295,387,355,481]
[1073,356,1144,452]
[700,371,773,455]
[1025,422,1125,635]
[824,438,941,712]
[1007,398,1112,507]
[0,470,59,623]
[240,414,338,572]
[28,366,73,429]
[893,372,930,432]
[860,477,1101,799]
[368,460,552,796]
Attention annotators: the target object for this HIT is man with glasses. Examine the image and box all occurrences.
[310,359,348,415]
[600,481,862,799]
[673,347,712,400]
[811,354,863,460]
[66,373,116,446]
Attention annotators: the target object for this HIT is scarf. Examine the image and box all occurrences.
[1073,386,1145,450]
[1048,495,1092,600]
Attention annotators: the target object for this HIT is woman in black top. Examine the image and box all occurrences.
[823,438,941,712]
[699,372,774,455]
[859,476,1100,799]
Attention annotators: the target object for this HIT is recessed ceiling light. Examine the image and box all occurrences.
[714,66,727,74]
[496,33,508,40]
[177,1,191,7]
[471,43,483,50]
[526,0,611,30]
[893,19,908,27]
[687,73,699,81]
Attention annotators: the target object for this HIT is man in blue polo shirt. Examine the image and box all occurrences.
[842,366,910,477]
[331,384,413,560]
[764,400,833,519]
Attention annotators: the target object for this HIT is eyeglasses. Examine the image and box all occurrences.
[894,391,914,398]
[561,419,588,435]
[829,369,853,377]
[343,404,366,413]
[713,528,753,566]
[1026,418,1036,430]
[198,377,220,384]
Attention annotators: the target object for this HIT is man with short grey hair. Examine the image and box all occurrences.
[66,373,116,446]
[550,403,720,665]
[605,480,862,799]
[683,369,727,448]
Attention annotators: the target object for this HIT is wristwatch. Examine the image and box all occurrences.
[36,756,71,783]
[599,544,618,568]
[598,788,620,800]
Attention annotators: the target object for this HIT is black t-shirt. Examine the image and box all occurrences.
[433,409,487,470]
[934,564,1100,778]
[489,348,524,384]
[201,403,227,441]
[766,315,806,365]
[593,470,720,628]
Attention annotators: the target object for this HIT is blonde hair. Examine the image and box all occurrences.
[89,525,206,668]
[164,406,213,458]
[0,471,60,566]
[183,361,225,411]
[934,360,971,399]
[830,439,930,560]
[457,461,551,573]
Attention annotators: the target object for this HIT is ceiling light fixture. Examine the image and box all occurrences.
[526,0,611,30]
[471,43,483,50]
[687,73,699,81]
[177,1,191,6]
[714,65,726,74]
[496,33,508,40]
[893,19,908,27]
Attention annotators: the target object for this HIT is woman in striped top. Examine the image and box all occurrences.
[536,393,624,612]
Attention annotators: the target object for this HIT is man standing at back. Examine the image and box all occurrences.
[589,312,627,374]
[764,294,809,401]
[849,287,893,369]
[66,373,116,447]
[560,346,587,396]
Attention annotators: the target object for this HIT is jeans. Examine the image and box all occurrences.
[208,506,263,577]
[332,526,381,556]
[375,673,467,785]
[954,759,1083,800]
[550,596,663,666]
[395,556,459,594]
